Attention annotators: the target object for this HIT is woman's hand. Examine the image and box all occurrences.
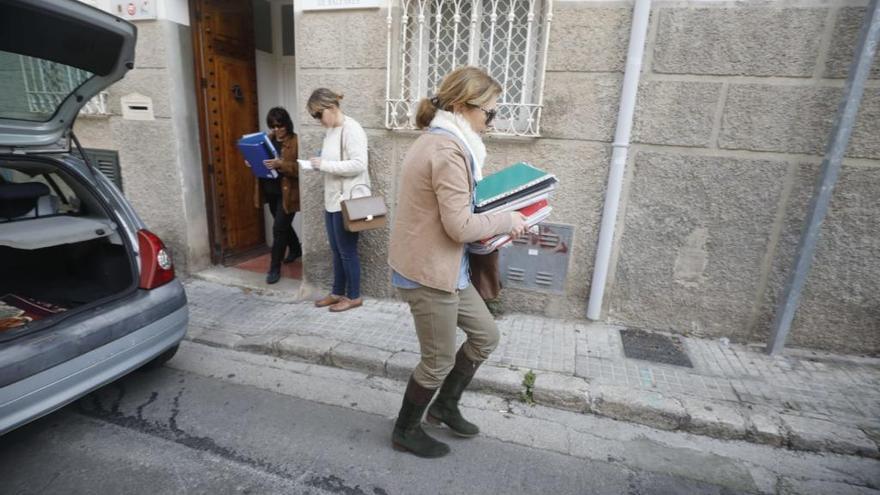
[310,157,322,171]
[263,159,280,170]
[508,212,528,238]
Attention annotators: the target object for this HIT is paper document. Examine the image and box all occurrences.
[469,200,553,254]
[297,159,314,171]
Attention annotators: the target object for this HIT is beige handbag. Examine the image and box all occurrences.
[341,184,387,232]
[336,127,387,232]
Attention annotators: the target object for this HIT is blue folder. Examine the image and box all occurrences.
[237,132,279,179]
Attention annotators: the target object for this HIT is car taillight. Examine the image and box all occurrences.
[137,229,175,289]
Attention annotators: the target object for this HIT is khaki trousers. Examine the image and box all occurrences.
[398,284,500,389]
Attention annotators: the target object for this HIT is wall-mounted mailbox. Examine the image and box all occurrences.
[121,93,154,121]
[498,222,573,294]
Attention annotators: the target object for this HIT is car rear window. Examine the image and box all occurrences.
[0,50,94,122]
[0,166,81,222]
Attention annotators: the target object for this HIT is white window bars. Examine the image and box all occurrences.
[79,91,109,116]
[385,0,553,137]
[19,56,109,117]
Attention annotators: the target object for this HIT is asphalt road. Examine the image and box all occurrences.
[0,356,745,495]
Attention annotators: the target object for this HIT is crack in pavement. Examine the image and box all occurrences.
[136,391,158,421]
[74,387,387,495]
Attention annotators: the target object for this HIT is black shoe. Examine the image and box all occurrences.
[392,377,449,458]
[283,252,301,264]
[266,271,281,284]
[426,345,482,437]
[392,424,450,458]
[427,396,479,437]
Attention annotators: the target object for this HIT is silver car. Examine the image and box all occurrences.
[0,0,188,434]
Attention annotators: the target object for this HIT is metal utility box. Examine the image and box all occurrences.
[498,223,573,293]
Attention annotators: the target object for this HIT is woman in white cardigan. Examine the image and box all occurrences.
[307,88,370,312]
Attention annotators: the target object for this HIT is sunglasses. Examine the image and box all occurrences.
[470,105,497,126]
[310,109,324,120]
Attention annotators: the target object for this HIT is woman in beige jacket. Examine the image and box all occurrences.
[388,67,527,458]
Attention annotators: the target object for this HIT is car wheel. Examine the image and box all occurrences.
[139,344,179,371]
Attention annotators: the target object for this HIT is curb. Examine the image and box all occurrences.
[185,332,880,459]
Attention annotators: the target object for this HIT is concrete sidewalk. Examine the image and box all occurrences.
[185,269,880,459]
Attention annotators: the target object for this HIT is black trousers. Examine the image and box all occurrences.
[266,193,300,272]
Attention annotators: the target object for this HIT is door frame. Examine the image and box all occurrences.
[190,0,221,265]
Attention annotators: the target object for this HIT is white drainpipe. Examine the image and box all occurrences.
[587,0,652,320]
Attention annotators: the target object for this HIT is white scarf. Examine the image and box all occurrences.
[429,109,487,181]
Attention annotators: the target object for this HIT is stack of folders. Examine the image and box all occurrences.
[469,162,558,255]
[237,132,279,179]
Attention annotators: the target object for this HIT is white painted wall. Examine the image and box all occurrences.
[256,55,281,130]
[157,0,190,25]
[82,0,189,24]
[257,0,302,246]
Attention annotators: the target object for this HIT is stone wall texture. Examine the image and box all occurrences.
[73,20,208,273]
[290,1,880,355]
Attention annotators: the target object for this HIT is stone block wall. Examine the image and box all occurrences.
[295,10,398,300]
[294,2,879,354]
[74,20,210,274]
[608,2,880,354]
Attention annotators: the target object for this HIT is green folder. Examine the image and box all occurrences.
[475,162,555,208]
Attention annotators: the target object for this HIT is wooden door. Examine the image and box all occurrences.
[192,0,264,263]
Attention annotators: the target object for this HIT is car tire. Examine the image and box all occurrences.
[139,344,179,371]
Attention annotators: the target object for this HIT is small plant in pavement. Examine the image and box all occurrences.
[520,370,536,405]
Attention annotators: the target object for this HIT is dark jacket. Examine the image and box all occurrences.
[254,132,300,214]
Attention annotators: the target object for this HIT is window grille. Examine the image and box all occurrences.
[19,56,109,117]
[385,0,553,137]
[79,92,109,116]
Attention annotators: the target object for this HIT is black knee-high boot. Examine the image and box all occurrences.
[392,376,450,458]
[426,345,481,437]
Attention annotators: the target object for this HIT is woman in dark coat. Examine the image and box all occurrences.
[255,106,301,284]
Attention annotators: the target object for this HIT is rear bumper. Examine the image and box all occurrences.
[0,296,187,435]
[0,281,187,387]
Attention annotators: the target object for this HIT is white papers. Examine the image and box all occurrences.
[469,206,552,255]
[297,159,315,171]
[488,185,557,214]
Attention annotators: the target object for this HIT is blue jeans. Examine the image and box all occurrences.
[324,211,361,299]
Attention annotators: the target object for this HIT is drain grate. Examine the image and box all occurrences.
[620,329,693,368]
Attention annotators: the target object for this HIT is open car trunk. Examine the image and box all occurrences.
[0,238,133,310]
[0,158,137,339]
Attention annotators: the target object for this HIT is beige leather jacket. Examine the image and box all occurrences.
[389,132,513,292]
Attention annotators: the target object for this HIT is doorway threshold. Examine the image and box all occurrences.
[190,266,318,302]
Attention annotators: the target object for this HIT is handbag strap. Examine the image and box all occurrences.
[339,124,344,161]
[338,117,379,200]
[346,183,373,199]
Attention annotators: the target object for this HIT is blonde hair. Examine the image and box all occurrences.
[307,88,344,113]
[415,66,502,129]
